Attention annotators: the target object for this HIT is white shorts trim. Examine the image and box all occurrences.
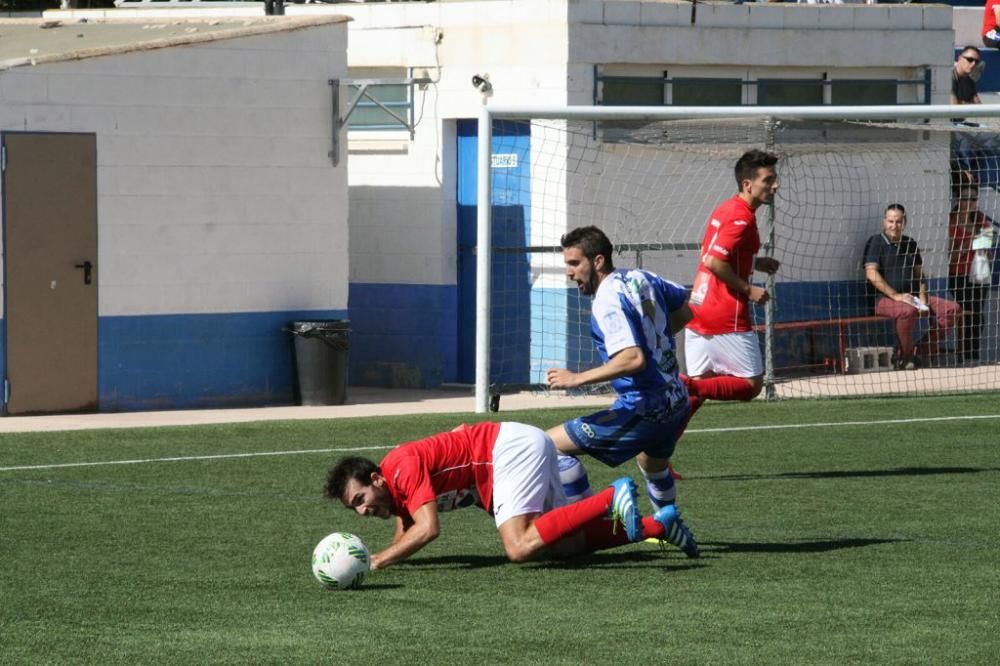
[491,422,567,528]
[684,329,763,378]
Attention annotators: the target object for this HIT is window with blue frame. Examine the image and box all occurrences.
[672,77,743,106]
[756,79,825,106]
[598,72,918,107]
[831,79,898,106]
[602,77,665,106]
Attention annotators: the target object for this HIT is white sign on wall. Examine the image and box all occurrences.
[491,153,519,169]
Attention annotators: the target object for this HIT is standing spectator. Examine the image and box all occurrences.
[951,47,983,106]
[684,149,781,403]
[863,204,962,370]
[948,182,995,365]
[985,0,1000,49]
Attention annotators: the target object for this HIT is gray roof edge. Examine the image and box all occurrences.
[0,15,351,72]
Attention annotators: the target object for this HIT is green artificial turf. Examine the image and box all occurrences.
[1,396,998,664]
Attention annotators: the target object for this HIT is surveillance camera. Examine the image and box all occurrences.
[471,74,492,93]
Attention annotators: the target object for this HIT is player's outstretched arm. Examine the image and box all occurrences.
[547,346,644,389]
[371,502,440,571]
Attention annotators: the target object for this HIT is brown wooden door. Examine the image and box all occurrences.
[3,132,98,414]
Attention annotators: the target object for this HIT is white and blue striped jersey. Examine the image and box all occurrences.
[590,268,688,414]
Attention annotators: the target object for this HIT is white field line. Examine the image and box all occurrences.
[0,445,392,472]
[1,413,998,473]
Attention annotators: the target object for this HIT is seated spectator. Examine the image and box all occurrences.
[948,181,995,365]
[863,204,962,370]
[951,47,983,106]
[984,0,1000,49]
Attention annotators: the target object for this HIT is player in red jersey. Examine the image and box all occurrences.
[323,421,684,570]
[683,149,781,406]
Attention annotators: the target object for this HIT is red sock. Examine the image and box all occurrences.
[691,375,757,402]
[579,516,631,551]
[680,373,699,398]
[533,487,613,546]
[578,514,674,551]
[641,515,666,541]
[666,394,702,481]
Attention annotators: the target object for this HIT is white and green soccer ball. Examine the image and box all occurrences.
[311,532,370,590]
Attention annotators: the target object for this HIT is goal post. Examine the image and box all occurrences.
[475,104,1000,413]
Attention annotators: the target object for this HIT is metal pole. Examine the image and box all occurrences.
[475,106,493,413]
[763,117,777,401]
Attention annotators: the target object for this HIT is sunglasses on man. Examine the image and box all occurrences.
[962,55,982,65]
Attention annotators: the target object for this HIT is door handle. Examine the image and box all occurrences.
[74,260,93,285]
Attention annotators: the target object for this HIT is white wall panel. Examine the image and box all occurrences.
[0,22,348,317]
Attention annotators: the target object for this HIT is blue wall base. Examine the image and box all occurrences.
[98,309,345,412]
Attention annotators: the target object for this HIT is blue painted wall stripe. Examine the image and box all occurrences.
[348,283,457,388]
[98,309,344,411]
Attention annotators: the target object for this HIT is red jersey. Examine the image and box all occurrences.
[984,0,1000,36]
[378,421,501,526]
[949,210,992,277]
[688,195,761,334]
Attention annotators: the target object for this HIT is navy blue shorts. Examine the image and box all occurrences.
[562,401,689,467]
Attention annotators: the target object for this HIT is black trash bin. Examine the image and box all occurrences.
[288,320,350,406]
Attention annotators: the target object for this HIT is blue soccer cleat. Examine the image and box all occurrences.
[609,477,642,542]
[653,504,700,559]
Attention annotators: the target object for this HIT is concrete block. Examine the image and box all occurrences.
[0,70,49,104]
[844,346,894,374]
[953,8,982,47]
[782,7,822,31]
[813,6,856,30]
[639,1,687,26]
[747,5,785,30]
[604,0,641,25]
[570,0,605,24]
[923,5,953,31]
[696,3,750,29]
[859,6,893,30]
[889,6,924,31]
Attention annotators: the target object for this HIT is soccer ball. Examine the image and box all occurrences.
[311,532,370,590]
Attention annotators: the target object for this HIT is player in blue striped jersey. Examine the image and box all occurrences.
[545,225,699,558]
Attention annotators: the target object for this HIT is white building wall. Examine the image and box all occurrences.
[329,2,571,287]
[0,24,348,317]
[313,0,956,291]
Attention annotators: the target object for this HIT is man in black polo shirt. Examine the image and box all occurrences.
[951,46,983,106]
[863,203,962,370]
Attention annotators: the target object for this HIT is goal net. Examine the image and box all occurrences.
[475,105,1000,412]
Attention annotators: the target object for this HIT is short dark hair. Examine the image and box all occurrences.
[560,225,615,271]
[960,45,982,59]
[324,456,380,502]
[734,149,779,187]
[885,203,906,218]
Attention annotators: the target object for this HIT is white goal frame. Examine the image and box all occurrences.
[474,103,1000,413]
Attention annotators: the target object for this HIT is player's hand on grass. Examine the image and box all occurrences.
[547,368,581,390]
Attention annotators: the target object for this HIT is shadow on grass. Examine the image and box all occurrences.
[356,583,406,590]
[533,550,707,571]
[396,555,510,569]
[396,550,704,571]
[703,466,1000,482]
[706,537,904,554]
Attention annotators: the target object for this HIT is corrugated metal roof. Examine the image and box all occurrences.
[0,15,350,71]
